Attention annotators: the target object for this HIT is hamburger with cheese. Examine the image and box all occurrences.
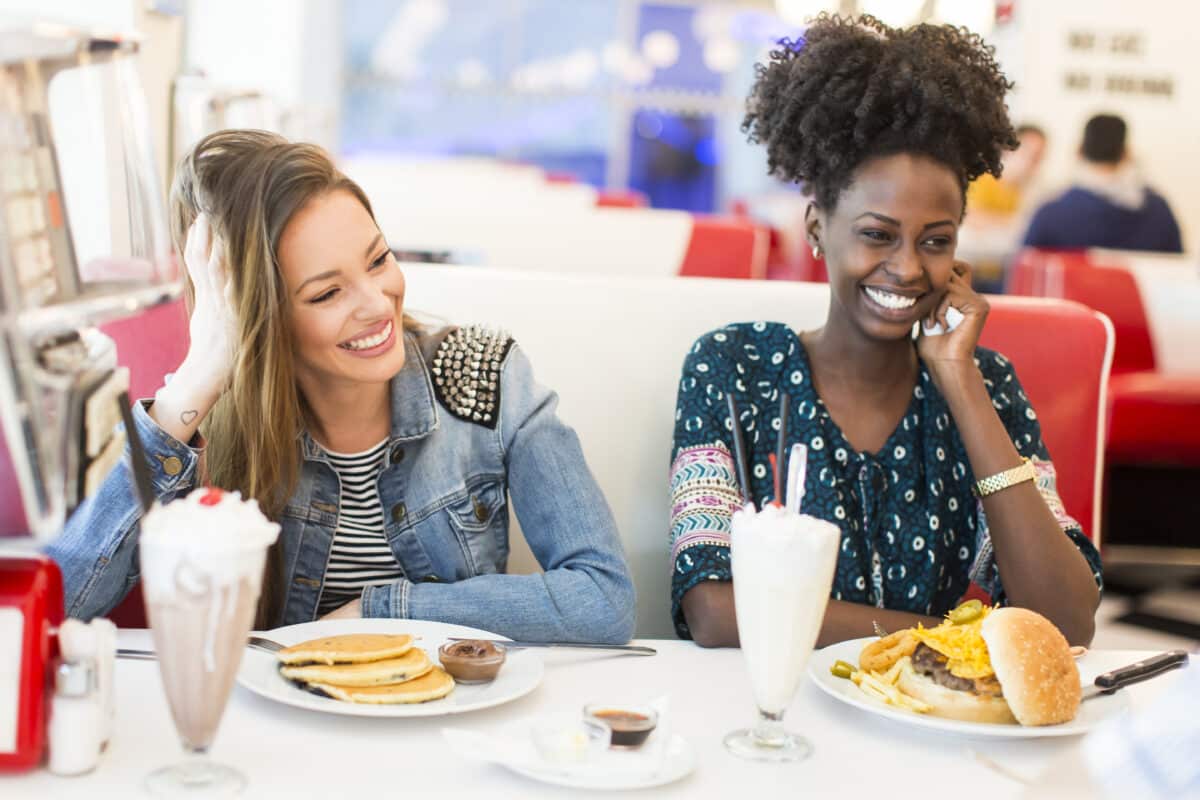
[860,605,1082,726]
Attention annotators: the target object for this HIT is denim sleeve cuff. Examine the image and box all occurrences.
[361,578,411,619]
[130,399,203,495]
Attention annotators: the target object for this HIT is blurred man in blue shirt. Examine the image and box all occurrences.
[1023,114,1183,253]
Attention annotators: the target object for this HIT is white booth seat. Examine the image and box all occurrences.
[1089,248,1200,376]
[378,202,693,278]
[340,154,598,215]
[405,265,835,637]
[405,265,1111,639]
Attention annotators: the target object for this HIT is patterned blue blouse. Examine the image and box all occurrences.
[669,322,1103,640]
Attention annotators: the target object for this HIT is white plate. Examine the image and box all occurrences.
[504,733,695,791]
[809,637,1130,738]
[236,618,543,717]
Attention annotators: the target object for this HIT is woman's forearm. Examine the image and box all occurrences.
[681,582,938,648]
[934,363,1099,644]
[148,356,223,445]
[362,567,636,644]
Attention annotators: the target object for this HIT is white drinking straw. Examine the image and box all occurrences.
[785,442,807,514]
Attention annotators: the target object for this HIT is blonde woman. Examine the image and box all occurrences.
[49,130,636,641]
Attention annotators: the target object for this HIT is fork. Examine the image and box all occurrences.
[117,634,285,661]
[247,635,284,653]
[872,620,889,638]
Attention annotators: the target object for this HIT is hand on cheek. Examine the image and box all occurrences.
[918,260,988,371]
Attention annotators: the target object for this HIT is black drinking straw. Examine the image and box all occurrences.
[117,392,155,513]
[726,393,753,507]
[776,391,789,506]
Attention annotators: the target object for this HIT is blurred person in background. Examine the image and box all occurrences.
[967,123,1048,220]
[959,123,1049,289]
[1023,113,1183,253]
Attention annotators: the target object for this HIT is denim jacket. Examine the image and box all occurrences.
[47,326,637,643]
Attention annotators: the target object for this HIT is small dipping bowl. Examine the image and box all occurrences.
[437,639,506,684]
[583,704,658,749]
[531,714,611,764]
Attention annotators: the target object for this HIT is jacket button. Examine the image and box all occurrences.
[390,445,404,464]
[391,503,407,522]
[473,498,488,522]
[163,456,182,476]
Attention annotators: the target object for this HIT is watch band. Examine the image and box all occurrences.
[973,457,1036,498]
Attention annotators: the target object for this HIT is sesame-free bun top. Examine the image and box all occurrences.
[981,608,1081,726]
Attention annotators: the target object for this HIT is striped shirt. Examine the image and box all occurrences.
[316,439,405,616]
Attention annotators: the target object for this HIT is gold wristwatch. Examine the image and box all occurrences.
[973,457,1036,498]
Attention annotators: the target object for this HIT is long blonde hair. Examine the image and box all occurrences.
[168,129,406,626]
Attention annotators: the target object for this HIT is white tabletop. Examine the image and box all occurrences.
[4,632,1186,799]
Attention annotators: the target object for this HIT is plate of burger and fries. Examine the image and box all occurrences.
[810,601,1189,738]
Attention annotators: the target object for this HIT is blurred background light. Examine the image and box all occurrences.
[641,29,681,68]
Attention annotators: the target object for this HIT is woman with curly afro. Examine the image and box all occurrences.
[668,15,1101,648]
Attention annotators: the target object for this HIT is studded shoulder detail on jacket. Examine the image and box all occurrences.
[429,325,515,428]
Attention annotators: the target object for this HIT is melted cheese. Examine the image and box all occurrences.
[912,607,994,679]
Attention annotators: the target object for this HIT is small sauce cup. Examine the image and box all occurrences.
[583,703,658,749]
[438,640,506,684]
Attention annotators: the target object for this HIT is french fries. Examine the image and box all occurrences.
[849,657,931,714]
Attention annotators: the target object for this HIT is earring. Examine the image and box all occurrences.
[812,245,821,260]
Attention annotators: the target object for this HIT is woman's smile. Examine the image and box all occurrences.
[338,319,396,356]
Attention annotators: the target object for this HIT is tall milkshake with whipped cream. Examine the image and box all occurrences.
[139,487,279,796]
[724,503,840,762]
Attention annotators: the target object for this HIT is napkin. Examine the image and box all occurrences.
[442,695,675,781]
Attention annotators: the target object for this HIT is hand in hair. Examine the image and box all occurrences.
[181,213,237,396]
[148,213,236,445]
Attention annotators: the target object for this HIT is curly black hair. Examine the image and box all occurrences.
[743,14,1017,211]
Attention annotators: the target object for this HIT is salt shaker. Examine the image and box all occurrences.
[47,659,101,776]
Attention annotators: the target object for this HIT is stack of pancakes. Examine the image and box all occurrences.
[276,634,455,704]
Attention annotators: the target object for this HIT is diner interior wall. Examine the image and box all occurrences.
[183,0,341,151]
[1005,0,1199,253]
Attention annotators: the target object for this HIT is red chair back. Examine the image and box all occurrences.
[678,216,769,280]
[595,189,648,209]
[982,296,1114,543]
[1009,249,1155,374]
[0,429,26,537]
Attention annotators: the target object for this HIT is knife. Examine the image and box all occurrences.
[445,638,656,656]
[1082,649,1189,700]
[119,640,660,660]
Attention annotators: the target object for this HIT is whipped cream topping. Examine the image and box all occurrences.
[140,488,280,597]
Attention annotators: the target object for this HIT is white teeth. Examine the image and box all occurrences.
[864,287,917,310]
[342,320,393,351]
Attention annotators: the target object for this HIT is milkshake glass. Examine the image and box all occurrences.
[139,487,279,796]
[724,503,840,762]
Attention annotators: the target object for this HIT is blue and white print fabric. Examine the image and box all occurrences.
[668,322,1102,640]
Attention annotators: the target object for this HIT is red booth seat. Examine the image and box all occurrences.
[678,216,769,280]
[1107,373,1200,466]
[979,297,1111,542]
[1010,249,1200,469]
[596,189,648,209]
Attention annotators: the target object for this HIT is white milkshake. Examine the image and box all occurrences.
[726,503,840,761]
[139,487,279,796]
